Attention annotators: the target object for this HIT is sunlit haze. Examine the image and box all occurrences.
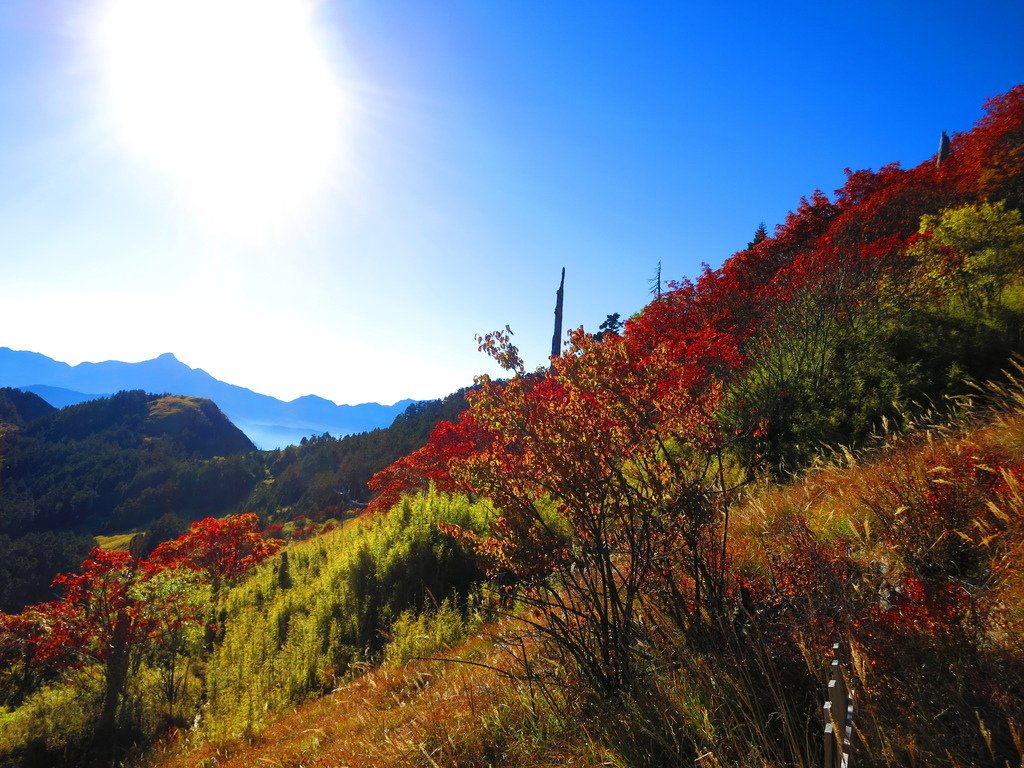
[1,2,1022,406]
[94,0,346,237]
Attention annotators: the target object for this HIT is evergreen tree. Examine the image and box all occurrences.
[747,221,768,250]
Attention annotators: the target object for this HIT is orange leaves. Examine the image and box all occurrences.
[475,325,524,374]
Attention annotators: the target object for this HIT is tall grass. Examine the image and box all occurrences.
[201,489,491,740]
[141,367,1024,767]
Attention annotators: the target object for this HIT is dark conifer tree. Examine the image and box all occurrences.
[747,221,768,250]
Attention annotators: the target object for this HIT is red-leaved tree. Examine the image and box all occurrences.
[148,512,283,596]
[372,325,747,692]
[0,514,283,735]
[50,547,154,734]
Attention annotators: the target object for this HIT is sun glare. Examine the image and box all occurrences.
[94,0,346,238]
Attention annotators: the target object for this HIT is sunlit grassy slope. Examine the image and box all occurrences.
[93,532,136,551]
[148,380,1024,768]
[150,623,612,768]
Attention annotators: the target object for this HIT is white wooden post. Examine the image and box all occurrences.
[823,643,853,768]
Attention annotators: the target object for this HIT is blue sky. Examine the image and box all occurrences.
[1,1,1022,405]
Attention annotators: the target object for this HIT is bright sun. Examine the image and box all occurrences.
[94,0,346,237]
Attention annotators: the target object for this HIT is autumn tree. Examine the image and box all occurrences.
[148,512,283,597]
[148,512,283,655]
[50,547,152,736]
[0,602,75,706]
[374,325,746,693]
[0,513,281,743]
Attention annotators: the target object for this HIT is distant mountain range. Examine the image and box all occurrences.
[0,348,415,448]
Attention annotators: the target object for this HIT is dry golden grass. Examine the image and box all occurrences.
[148,622,613,768]
[721,390,1024,767]
[148,374,1024,768]
[732,395,1024,574]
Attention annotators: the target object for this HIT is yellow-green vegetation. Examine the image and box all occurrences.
[0,670,103,758]
[147,396,206,419]
[383,598,482,667]
[93,532,137,551]
[150,387,1024,768]
[0,491,491,767]
[911,200,1024,315]
[201,489,492,740]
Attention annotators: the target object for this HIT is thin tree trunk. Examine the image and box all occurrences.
[98,611,130,736]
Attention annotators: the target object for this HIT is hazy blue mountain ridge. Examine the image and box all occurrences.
[18,385,100,409]
[0,348,414,448]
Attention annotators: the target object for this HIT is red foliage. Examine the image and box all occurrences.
[952,86,1024,205]
[51,547,152,662]
[367,86,1024,517]
[429,325,739,617]
[0,602,77,676]
[740,522,863,656]
[853,441,1024,651]
[859,574,970,643]
[148,513,283,592]
[359,89,1024,691]
[1,515,282,708]
[366,411,491,514]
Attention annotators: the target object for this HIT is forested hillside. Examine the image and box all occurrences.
[1,86,1022,768]
[0,391,258,611]
[249,388,468,516]
[0,387,467,613]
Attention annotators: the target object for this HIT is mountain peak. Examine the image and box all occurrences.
[290,394,338,406]
[0,348,417,448]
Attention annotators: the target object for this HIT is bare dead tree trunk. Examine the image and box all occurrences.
[551,267,565,359]
[649,261,662,298]
[937,130,951,166]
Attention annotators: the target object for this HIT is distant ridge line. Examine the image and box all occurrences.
[0,347,416,449]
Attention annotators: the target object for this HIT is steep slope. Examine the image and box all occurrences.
[0,387,55,427]
[148,382,1024,768]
